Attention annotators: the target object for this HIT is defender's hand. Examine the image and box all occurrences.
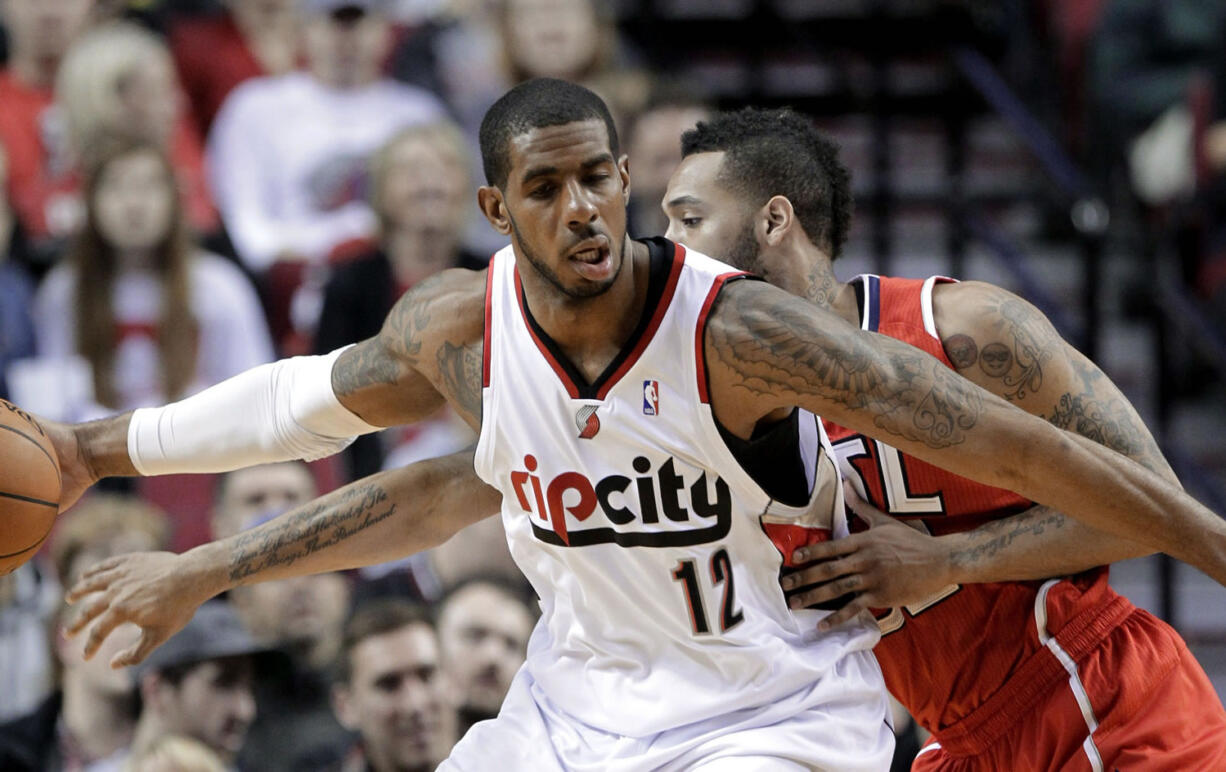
[782,484,955,630]
[65,551,216,668]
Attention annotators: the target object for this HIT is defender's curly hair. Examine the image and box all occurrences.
[680,108,853,259]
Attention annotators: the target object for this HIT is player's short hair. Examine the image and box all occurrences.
[479,78,620,189]
[336,598,434,684]
[680,107,853,260]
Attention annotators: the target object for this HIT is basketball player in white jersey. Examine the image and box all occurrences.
[53,80,1226,769]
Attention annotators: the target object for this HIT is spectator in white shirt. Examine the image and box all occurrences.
[206,0,446,274]
[31,139,273,420]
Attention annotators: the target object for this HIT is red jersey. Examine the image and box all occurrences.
[822,274,1136,752]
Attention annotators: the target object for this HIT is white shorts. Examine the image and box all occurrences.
[438,648,894,772]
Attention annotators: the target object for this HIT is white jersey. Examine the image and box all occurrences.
[474,238,880,737]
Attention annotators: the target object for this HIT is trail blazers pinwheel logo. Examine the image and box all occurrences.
[575,405,600,439]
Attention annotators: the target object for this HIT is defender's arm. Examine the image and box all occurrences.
[933,280,1163,578]
[703,279,1226,583]
[788,281,1161,605]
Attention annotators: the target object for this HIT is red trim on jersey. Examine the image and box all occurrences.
[593,243,686,400]
[694,271,749,404]
[482,259,496,388]
[512,268,580,398]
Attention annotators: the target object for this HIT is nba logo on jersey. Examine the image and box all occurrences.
[642,380,659,415]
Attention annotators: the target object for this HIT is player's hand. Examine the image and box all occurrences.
[39,418,100,513]
[781,483,955,630]
[65,551,213,668]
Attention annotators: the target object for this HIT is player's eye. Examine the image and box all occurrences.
[529,184,555,200]
[681,217,701,228]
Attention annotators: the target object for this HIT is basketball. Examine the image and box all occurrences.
[0,400,61,575]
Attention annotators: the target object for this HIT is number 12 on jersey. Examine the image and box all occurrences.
[672,548,744,635]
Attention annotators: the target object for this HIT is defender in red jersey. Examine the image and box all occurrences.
[664,108,1226,770]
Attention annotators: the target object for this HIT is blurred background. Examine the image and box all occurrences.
[0,0,1223,769]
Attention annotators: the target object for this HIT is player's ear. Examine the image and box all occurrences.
[618,153,631,205]
[763,195,796,246]
[478,186,512,236]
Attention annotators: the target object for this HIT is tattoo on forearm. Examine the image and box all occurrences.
[711,287,982,448]
[437,341,483,424]
[227,483,397,583]
[1046,393,1143,458]
[949,508,1068,567]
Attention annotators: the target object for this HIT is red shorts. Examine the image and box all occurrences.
[912,607,1226,771]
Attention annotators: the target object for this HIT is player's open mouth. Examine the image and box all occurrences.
[568,238,613,280]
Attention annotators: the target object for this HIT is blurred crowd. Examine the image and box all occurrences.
[1,0,1225,770]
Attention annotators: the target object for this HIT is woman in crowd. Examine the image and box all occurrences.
[32,140,272,419]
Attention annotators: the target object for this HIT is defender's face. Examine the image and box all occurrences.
[499,119,630,299]
[662,151,756,263]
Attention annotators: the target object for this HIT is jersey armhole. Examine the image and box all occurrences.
[481,259,496,388]
[693,273,757,403]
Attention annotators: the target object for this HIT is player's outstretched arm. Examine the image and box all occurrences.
[65,448,501,667]
[38,268,486,511]
[703,279,1226,584]
[780,282,1165,613]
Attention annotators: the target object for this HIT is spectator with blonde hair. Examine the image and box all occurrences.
[55,20,218,236]
[30,140,273,420]
[314,121,485,480]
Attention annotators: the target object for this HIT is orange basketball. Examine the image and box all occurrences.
[0,399,62,575]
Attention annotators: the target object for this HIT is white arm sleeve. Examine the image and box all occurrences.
[127,347,382,475]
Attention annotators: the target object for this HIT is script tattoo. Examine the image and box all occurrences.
[948,506,1068,568]
[437,340,483,424]
[228,483,396,583]
[710,285,981,449]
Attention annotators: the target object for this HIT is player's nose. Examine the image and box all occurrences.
[563,179,598,227]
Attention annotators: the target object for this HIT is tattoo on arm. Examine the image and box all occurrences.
[332,340,402,397]
[711,286,982,449]
[948,506,1068,568]
[943,286,1172,479]
[943,334,978,370]
[332,280,436,397]
[437,341,483,423]
[946,297,1054,401]
[227,483,397,583]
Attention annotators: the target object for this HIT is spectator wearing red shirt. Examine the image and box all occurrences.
[0,0,96,250]
[168,0,301,138]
